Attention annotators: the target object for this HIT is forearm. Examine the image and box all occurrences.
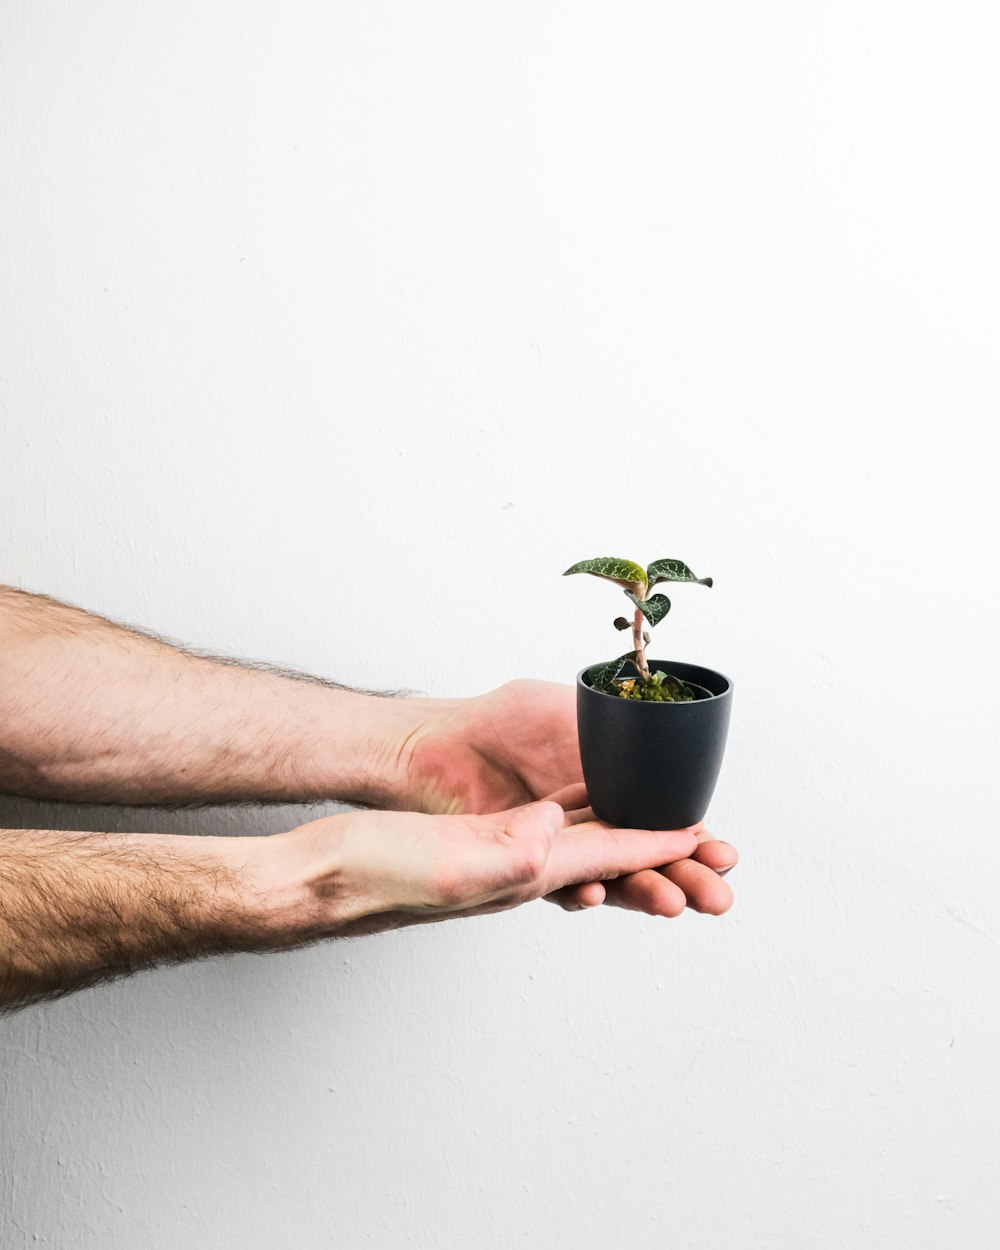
[0,825,323,1012]
[0,585,434,807]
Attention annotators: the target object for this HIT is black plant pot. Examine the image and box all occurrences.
[576,658,732,830]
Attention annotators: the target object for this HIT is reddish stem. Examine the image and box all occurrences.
[632,603,650,682]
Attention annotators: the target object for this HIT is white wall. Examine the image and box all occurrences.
[1,3,997,1246]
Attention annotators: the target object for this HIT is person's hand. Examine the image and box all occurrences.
[386,680,737,918]
[539,783,735,917]
[261,798,702,940]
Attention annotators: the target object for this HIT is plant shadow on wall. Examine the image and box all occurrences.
[564,556,733,833]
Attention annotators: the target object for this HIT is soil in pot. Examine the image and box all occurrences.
[610,672,713,702]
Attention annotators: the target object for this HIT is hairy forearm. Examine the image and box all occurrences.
[0,825,330,1012]
[0,585,434,806]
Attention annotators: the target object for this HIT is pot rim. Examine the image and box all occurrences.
[576,658,732,702]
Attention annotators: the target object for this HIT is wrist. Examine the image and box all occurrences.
[214,829,349,944]
[307,687,451,810]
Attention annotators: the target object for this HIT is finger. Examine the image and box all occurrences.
[539,782,589,813]
[490,787,592,828]
[543,820,725,894]
[659,858,734,915]
[535,782,601,828]
[691,835,738,877]
[503,800,564,845]
[542,822,698,892]
[561,804,598,828]
[468,800,565,898]
[601,869,688,918]
[543,880,607,911]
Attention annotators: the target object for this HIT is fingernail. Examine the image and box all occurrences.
[717,865,735,877]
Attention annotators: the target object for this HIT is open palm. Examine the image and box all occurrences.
[402,679,737,917]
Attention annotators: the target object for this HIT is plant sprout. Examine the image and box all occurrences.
[563,556,713,701]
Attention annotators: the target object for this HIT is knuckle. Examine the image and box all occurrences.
[515,834,550,885]
[427,865,468,910]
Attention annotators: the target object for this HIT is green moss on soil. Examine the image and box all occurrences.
[612,672,695,702]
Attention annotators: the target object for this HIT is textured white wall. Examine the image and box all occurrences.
[1,3,997,1246]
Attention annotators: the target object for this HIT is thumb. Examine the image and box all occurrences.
[490,800,564,890]
[508,799,564,841]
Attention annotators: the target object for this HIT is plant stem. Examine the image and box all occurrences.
[632,604,650,682]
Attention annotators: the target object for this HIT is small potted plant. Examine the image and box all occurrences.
[564,556,732,830]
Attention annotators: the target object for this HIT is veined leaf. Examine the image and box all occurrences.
[563,556,647,591]
[646,558,713,589]
[624,590,671,628]
[588,652,634,692]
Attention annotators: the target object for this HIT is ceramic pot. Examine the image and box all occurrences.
[576,657,732,830]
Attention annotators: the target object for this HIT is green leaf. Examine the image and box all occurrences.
[563,556,647,591]
[588,652,634,692]
[624,590,671,627]
[645,558,713,589]
[661,673,694,700]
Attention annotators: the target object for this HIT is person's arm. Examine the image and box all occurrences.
[0,801,700,1013]
[0,584,427,807]
[0,584,738,918]
[0,826,285,1009]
